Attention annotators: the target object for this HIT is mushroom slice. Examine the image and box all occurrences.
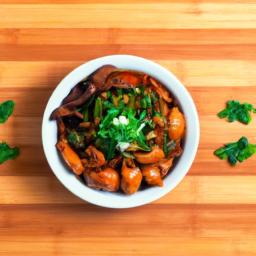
[62,80,90,104]
[90,65,117,91]
[50,65,117,120]
[50,83,96,120]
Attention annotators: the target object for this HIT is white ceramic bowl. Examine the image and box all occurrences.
[42,55,200,208]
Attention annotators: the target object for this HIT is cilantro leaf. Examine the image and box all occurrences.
[0,100,15,124]
[0,142,19,164]
[214,137,256,165]
[217,100,256,124]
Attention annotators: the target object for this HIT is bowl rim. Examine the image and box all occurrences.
[42,54,200,208]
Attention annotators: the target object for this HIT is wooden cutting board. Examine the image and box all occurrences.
[1,0,256,255]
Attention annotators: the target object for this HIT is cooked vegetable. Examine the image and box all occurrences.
[97,107,151,159]
[214,136,256,165]
[0,142,19,164]
[93,97,103,125]
[0,100,15,124]
[67,131,85,149]
[217,100,256,125]
[51,66,185,194]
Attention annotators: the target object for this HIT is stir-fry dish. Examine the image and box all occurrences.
[50,65,185,194]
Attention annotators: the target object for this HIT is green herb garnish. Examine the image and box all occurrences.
[0,142,19,164]
[217,100,256,124]
[96,107,151,160]
[214,136,256,165]
[0,100,15,124]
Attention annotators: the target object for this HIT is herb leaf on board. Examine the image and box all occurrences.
[217,100,256,125]
[214,137,256,166]
[0,142,20,164]
[0,100,15,124]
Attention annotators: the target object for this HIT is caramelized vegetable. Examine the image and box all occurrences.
[84,167,120,192]
[141,165,163,186]
[168,107,185,140]
[85,145,106,167]
[121,159,142,194]
[56,139,84,175]
[134,146,165,164]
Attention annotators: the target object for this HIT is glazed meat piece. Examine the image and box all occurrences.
[84,167,120,192]
[56,139,84,175]
[134,146,165,164]
[121,159,142,195]
[168,107,185,140]
[141,165,163,186]
[84,145,106,168]
[157,158,174,177]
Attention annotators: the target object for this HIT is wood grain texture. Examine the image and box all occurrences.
[0,0,256,255]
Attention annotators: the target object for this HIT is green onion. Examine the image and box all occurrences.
[163,131,168,156]
[140,98,147,109]
[128,95,136,109]
[94,97,103,120]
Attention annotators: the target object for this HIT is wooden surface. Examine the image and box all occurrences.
[1,0,256,255]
